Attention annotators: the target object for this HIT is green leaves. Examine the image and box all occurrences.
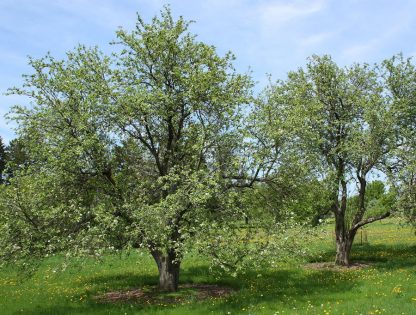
[382,54,416,226]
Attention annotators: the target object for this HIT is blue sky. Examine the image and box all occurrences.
[1,0,416,143]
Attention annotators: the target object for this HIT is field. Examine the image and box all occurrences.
[0,218,415,315]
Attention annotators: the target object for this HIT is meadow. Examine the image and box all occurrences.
[0,218,415,315]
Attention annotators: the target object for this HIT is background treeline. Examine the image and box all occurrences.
[0,137,28,184]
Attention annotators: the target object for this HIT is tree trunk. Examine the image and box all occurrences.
[334,211,352,266]
[335,234,352,266]
[152,250,180,292]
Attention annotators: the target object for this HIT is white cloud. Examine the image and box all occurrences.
[340,4,415,62]
[342,15,411,62]
[298,31,333,48]
[257,0,327,32]
[342,42,375,62]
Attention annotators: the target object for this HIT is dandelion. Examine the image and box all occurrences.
[392,285,403,295]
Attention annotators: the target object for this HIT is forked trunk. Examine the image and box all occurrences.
[152,251,180,292]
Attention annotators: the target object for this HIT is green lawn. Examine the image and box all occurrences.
[1,219,415,314]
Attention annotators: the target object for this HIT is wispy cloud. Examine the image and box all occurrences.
[341,9,413,62]
[298,31,333,48]
[257,0,327,34]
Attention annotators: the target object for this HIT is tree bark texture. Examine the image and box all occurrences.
[334,211,353,266]
[152,250,180,292]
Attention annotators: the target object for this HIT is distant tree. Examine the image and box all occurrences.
[260,55,397,266]
[348,180,395,221]
[0,136,6,183]
[365,180,385,200]
[3,138,29,180]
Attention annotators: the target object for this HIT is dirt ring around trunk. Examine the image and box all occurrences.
[93,284,234,304]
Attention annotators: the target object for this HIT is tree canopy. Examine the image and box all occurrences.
[257,55,402,265]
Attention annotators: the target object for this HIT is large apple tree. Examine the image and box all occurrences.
[1,8,256,291]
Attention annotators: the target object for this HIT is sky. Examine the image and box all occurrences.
[1,0,416,143]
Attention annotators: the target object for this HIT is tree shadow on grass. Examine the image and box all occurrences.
[204,266,360,314]
[311,243,416,270]
[82,272,157,293]
[15,265,222,314]
[17,268,360,315]
[103,267,359,312]
[15,262,363,315]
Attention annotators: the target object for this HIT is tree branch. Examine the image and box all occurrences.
[351,211,390,231]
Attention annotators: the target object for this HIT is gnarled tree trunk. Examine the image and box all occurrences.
[151,250,180,292]
[335,238,352,266]
[334,168,353,266]
[334,211,352,266]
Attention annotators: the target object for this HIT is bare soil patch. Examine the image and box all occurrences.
[93,284,234,304]
[305,261,372,271]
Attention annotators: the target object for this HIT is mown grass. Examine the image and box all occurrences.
[0,218,415,314]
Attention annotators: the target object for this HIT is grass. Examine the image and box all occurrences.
[0,218,415,314]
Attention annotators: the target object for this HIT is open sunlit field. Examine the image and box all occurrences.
[1,218,415,315]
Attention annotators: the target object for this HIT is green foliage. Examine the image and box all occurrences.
[381,54,416,226]
[248,74,333,227]
[3,138,30,181]
[347,181,396,223]
[278,55,394,178]
[248,162,332,226]
[258,55,394,207]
